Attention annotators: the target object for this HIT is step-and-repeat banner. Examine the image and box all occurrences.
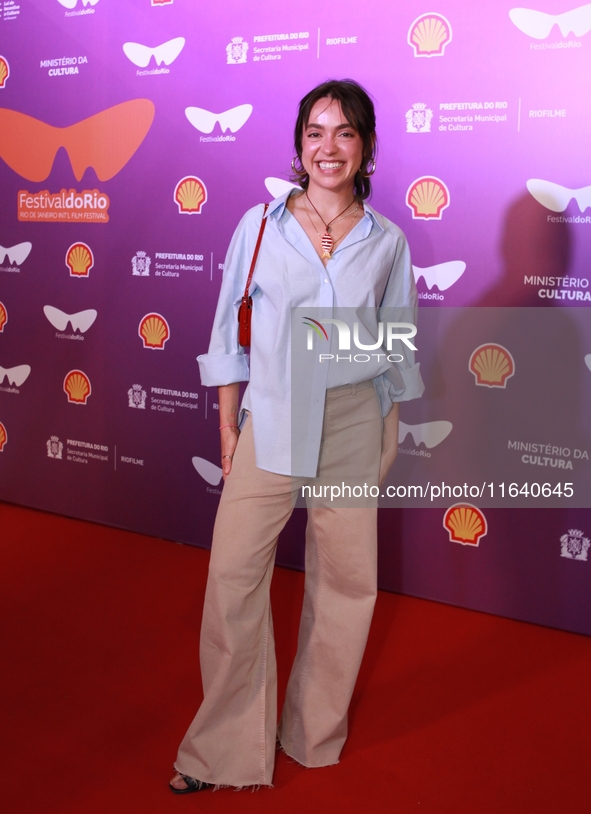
[1,0,590,634]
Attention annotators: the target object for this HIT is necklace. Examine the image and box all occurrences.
[303,204,359,259]
[305,192,358,259]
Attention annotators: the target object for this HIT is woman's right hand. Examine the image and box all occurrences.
[220,426,240,479]
[218,382,242,480]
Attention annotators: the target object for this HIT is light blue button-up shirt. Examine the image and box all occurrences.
[198,191,424,476]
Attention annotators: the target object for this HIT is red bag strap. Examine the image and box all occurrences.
[242,204,269,300]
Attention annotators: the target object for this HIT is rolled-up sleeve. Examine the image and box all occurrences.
[197,205,266,387]
[376,231,425,410]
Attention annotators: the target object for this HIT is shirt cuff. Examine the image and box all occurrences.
[374,363,424,414]
[197,353,250,386]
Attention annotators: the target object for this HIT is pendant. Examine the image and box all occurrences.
[321,232,333,259]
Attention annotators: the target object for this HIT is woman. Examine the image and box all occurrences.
[170,79,423,792]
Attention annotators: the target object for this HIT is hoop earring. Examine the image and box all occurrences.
[291,156,307,178]
[362,159,377,177]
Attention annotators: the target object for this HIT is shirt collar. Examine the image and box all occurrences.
[266,190,292,218]
[267,190,385,233]
[362,202,386,232]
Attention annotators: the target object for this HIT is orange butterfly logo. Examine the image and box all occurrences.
[0,99,155,181]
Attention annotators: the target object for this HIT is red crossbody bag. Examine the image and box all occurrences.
[237,204,269,348]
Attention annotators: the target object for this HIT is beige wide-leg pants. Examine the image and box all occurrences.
[175,382,383,787]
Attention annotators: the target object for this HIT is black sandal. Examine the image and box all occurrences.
[169,773,213,794]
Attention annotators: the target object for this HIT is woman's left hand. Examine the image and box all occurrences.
[379,403,399,487]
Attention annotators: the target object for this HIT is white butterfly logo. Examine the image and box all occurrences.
[57,0,100,9]
[412,261,466,291]
[123,37,185,68]
[192,456,223,486]
[264,177,301,199]
[185,104,253,134]
[509,4,591,38]
[526,179,591,212]
[43,306,98,333]
[0,242,32,266]
[399,420,453,449]
[0,364,31,387]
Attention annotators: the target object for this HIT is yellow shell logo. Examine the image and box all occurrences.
[66,242,94,277]
[469,343,515,388]
[0,56,9,89]
[406,176,450,220]
[443,503,487,546]
[174,176,207,214]
[64,370,92,404]
[139,313,170,349]
[0,302,7,333]
[0,421,6,451]
[408,13,452,57]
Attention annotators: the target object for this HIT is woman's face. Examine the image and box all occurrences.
[301,97,364,197]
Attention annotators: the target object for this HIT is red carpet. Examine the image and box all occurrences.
[1,501,590,814]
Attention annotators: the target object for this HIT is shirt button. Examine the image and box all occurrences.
[324,278,329,283]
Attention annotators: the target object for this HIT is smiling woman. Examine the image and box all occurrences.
[169,79,423,794]
[293,80,377,196]
[288,81,377,260]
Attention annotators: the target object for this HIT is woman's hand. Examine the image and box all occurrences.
[220,426,240,479]
[218,383,241,480]
[379,403,399,488]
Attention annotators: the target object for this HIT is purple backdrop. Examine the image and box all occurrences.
[1,0,590,634]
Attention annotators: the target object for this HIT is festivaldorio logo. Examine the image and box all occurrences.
[0,302,6,333]
[527,179,591,213]
[174,177,207,214]
[123,37,185,68]
[0,56,10,88]
[399,420,453,449]
[0,364,31,386]
[406,177,450,220]
[185,105,253,135]
[226,37,249,64]
[18,189,111,223]
[152,0,173,5]
[57,0,100,8]
[413,261,466,291]
[560,528,590,561]
[1,101,154,223]
[408,13,452,57]
[406,103,433,133]
[128,384,147,409]
[139,313,170,349]
[469,344,515,389]
[66,243,94,277]
[64,370,91,404]
[265,177,301,199]
[0,242,33,267]
[132,251,151,276]
[509,5,591,39]
[2,101,154,181]
[192,456,223,486]
[0,421,7,451]
[444,504,488,546]
[43,306,97,333]
[46,435,64,459]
